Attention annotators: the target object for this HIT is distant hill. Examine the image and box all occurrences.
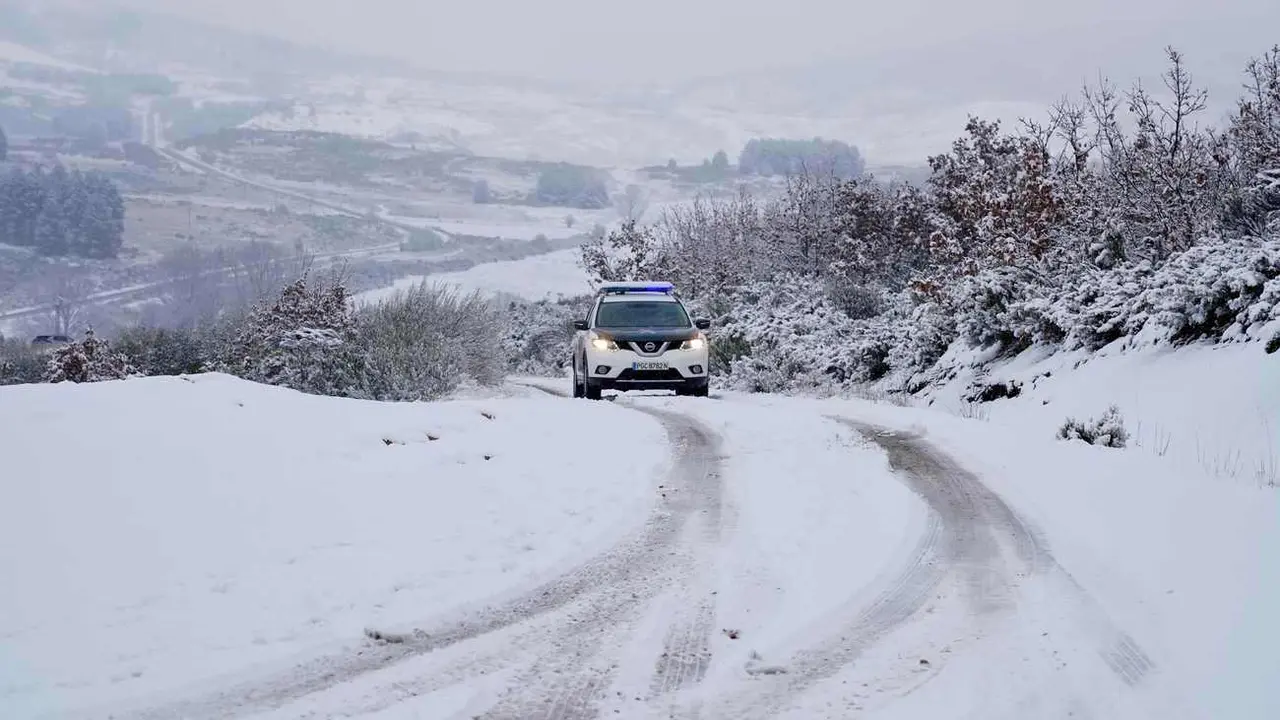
[0,0,406,81]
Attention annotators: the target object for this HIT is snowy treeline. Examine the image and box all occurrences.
[2,273,504,400]
[738,137,864,179]
[579,47,1280,394]
[535,164,610,209]
[0,165,126,259]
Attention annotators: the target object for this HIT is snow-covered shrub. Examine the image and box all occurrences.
[711,277,859,392]
[1221,48,1280,236]
[1055,235,1280,348]
[707,277,919,393]
[0,337,45,386]
[44,328,138,384]
[823,277,883,320]
[114,326,208,377]
[894,300,955,380]
[358,281,503,401]
[500,295,591,376]
[214,274,366,397]
[1057,406,1130,448]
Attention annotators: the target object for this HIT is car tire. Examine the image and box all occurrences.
[585,382,602,400]
[572,363,584,398]
[693,385,710,398]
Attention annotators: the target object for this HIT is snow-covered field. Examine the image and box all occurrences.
[241,74,1039,168]
[2,344,1277,718]
[0,40,98,73]
[354,248,592,305]
[0,375,666,717]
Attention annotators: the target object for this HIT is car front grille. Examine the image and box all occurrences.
[618,341,671,355]
[616,368,684,382]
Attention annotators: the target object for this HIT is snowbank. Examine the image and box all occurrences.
[0,374,666,717]
[920,341,1280,489]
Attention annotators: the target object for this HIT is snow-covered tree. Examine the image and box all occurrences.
[739,138,864,179]
[115,326,208,377]
[1081,49,1223,263]
[579,218,662,285]
[1222,45,1280,235]
[655,191,768,300]
[615,183,649,222]
[214,274,366,397]
[925,117,1063,274]
[0,336,44,386]
[0,165,125,257]
[45,328,138,384]
[824,178,932,301]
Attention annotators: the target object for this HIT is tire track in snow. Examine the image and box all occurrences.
[651,597,716,697]
[115,387,723,720]
[476,385,726,719]
[645,423,729,716]
[703,420,1156,719]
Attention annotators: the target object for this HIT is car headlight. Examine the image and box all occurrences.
[590,333,618,351]
[680,334,707,350]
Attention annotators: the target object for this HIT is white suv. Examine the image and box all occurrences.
[571,282,711,399]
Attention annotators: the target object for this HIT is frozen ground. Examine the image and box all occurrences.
[353,248,592,305]
[2,343,1276,719]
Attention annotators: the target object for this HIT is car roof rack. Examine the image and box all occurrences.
[597,281,676,296]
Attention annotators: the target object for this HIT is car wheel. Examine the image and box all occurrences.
[572,362,584,398]
[693,385,710,398]
[585,383,602,400]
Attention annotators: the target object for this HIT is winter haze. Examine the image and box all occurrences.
[3,0,1280,717]
[116,0,1277,86]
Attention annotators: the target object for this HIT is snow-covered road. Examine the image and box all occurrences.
[2,374,1277,719]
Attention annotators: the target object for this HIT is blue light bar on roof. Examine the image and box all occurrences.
[598,281,675,294]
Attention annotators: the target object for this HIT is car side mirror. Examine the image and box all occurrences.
[573,320,589,331]
[694,318,711,330]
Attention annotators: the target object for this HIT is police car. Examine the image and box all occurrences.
[571,281,711,399]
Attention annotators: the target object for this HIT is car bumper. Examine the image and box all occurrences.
[583,347,709,390]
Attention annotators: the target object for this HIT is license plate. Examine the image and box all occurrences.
[633,361,668,371]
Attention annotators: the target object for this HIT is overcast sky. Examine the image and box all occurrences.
[115,0,1280,85]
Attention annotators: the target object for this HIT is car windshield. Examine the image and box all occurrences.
[595,300,690,328]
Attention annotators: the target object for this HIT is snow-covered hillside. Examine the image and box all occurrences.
[0,40,97,73]
[917,342,1280,488]
[354,248,591,305]
[242,74,1035,168]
